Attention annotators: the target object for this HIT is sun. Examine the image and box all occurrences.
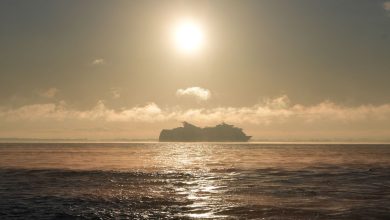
[173,20,205,54]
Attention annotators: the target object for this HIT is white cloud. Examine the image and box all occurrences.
[91,58,105,65]
[38,87,59,98]
[176,87,211,101]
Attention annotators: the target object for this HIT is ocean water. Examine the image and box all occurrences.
[0,143,389,219]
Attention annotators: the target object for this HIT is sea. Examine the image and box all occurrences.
[0,143,389,219]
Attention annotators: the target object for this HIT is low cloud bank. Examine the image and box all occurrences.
[1,96,390,125]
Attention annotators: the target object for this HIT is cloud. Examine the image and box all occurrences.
[384,2,390,11]
[110,88,121,99]
[1,96,390,140]
[1,96,390,126]
[91,58,105,65]
[176,87,211,101]
[38,87,59,98]
[0,101,165,123]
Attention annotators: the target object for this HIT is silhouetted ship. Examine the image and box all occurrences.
[159,122,251,142]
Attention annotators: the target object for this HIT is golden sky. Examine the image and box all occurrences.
[1,1,390,141]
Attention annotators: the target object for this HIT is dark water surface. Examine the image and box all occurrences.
[0,143,389,219]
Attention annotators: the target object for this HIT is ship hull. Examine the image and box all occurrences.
[159,123,251,142]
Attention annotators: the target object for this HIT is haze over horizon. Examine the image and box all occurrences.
[1,0,390,141]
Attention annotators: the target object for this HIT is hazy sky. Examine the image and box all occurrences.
[1,0,390,141]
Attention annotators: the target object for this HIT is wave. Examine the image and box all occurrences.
[1,166,390,219]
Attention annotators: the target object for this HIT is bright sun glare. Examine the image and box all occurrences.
[173,20,205,54]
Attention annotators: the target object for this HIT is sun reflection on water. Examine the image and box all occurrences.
[180,177,228,218]
[152,143,232,218]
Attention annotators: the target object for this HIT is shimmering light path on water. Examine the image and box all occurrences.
[0,143,389,219]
